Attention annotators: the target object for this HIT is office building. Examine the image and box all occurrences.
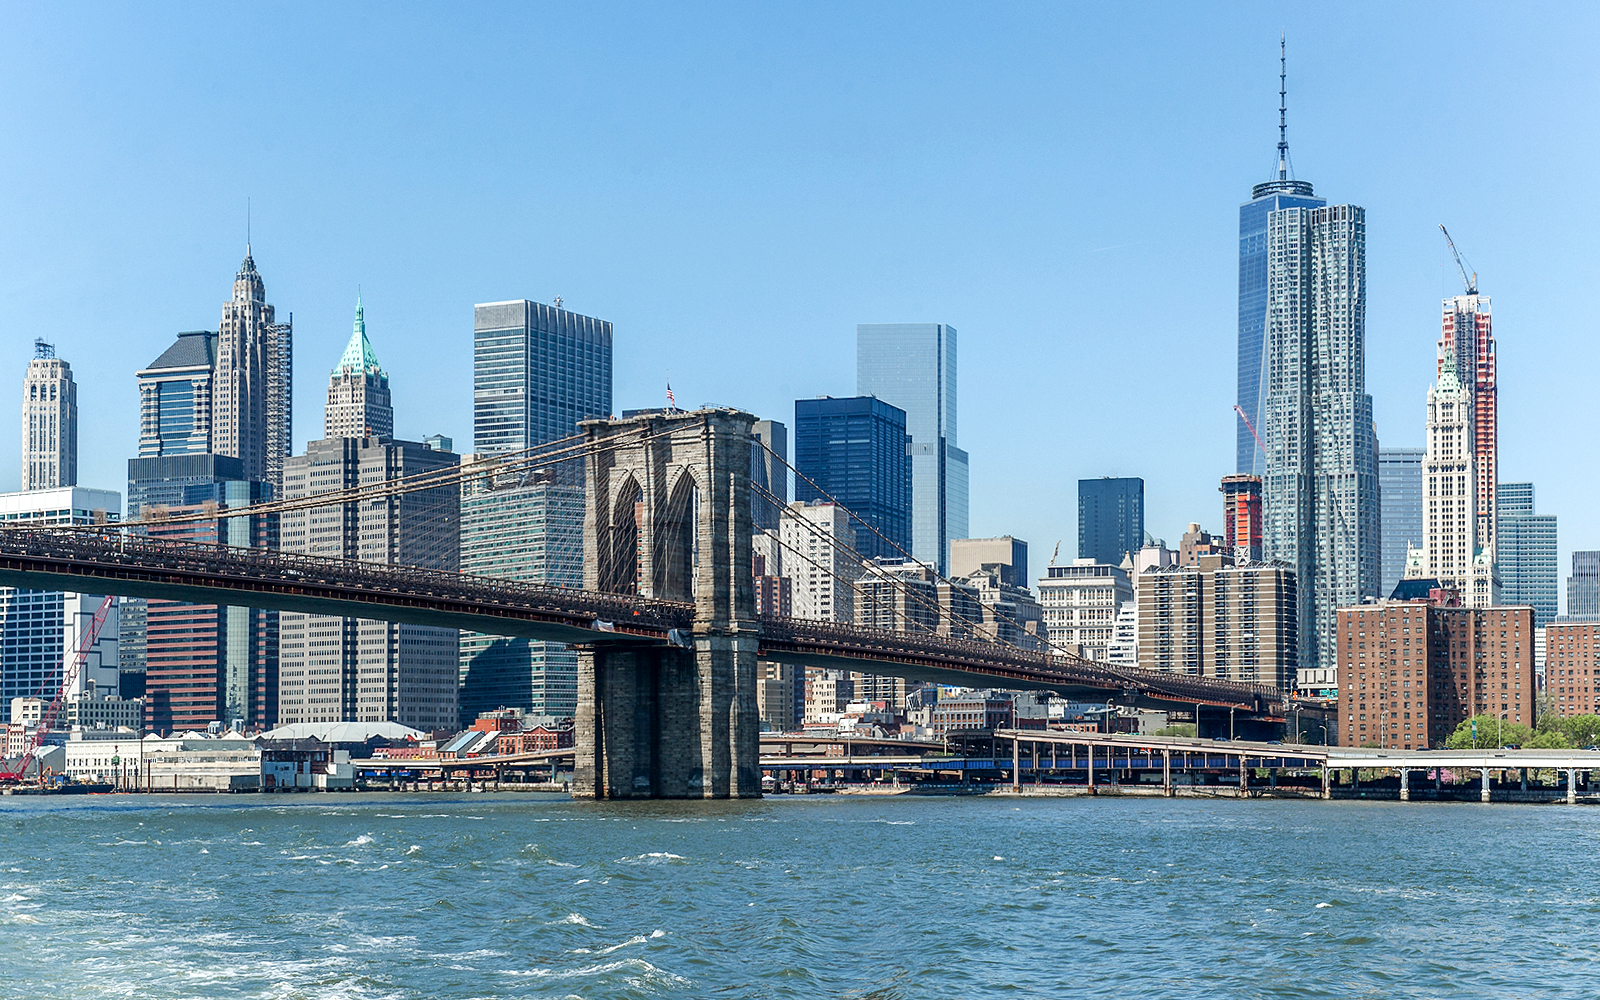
[1440,291,1497,552]
[1336,602,1533,749]
[1569,552,1600,620]
[752,419,788,531]
[794,396,912,562]
[1379,447,1424,599]
[855,560,940,635]
[1545,621,1600,718]
[214,247,292,490]
[457,467,583,726]
[857,323,967,574]
[1260,202,1380,672]
[756,662,802,732]
[778,502,859,624]
[1236,42,1327,475]
[277,331,460,732]
[956,564,1045,650]
[1220,474,1263,565]
[141,483,277,734]
[137,331,217,458]
[1414,349,1494,607]
[1137,556,1298,688]
[1078,477,1144,566]
[324,296,393,440]
[950,536,1028,588]
[21,340,77,491]
[1038,560,1133,662]
[1496,483,1557,627]
[0,488,121,709]
[473,300,612,455]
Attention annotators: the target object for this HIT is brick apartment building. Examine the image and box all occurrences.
[1545,621,1600,718]
[1337,594,1534,749]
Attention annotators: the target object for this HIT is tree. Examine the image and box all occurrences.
[1152,724,1196,738]
[1560,714,1600,748]
[1445,714,1538,749]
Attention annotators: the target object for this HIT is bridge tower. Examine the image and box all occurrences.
[574,408,762,799]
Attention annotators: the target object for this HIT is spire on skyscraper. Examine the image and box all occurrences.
[335,293,384,376]
[1276,33,1294,182]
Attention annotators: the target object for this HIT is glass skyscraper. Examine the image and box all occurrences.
[1569,552,1600,620]
[1496,483,1557,626]
[465,299,612,723]
[856,323,966,575]
[473,300,613,455]
[1078,477,1144,566]
[1379,447,1424,599]
[794,396,912,562]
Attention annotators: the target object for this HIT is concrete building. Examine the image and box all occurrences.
[457,465,584,727]
[21,340,77,491]
[214,248,293,491]
[955,565,1045,651]
[1037,560,1132,662]
[1078,478,1143,566]
[1220,474,1263,565]
[778,502,859,625]
[1496,483,1557,627]
[931,689,1018,734]
[950,536,1028,588]
[1379,447,1425,599]
[473,299,612,457]
[794,396,912,562]
[1412,347,1495,607]
[1545,621,1600,719]
[855,560,940,635]
[1440,291,1497,558]
[757,662,802,732]
[1137,556,1298,689]
[1569,552,1600,620]
[278,332,459,732]
[1179,523,1227,567]
[856,323,967,574]
[0,488,121,708]
[1105,602,1139,668]
[324,296,393,440]
[1336,601,1534,749]
[11,694,143,731]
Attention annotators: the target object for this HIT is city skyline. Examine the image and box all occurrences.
[1,6,1596,603]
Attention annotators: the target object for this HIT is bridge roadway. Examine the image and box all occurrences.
[0,529,1292,713]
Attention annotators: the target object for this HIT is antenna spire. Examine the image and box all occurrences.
[1277,33,1290,181]
[246,198,251,257]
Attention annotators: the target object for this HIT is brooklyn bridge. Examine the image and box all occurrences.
[0,408,1310,799]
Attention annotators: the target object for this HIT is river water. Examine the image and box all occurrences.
[0,792,1594,998]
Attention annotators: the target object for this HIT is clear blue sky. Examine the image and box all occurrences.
[2,3,1595,599]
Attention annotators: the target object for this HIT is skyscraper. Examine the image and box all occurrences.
[1236,41,1326,476]
[1078,477,1143,566]
[21,340,77,491]
[1417,351,1492,605]
[473,300,612,455]
[857,323,966,575]
[463,299,612,723]
[1568,552,1600,620]
[794,396,912,562]
[1378,447,1424,599]
[214,248,292,490]
[751,419,788,531]
[278,332,459,731]
[324,296,393,440]
[1440,289,1497,551]
[1496,483,1557,626]
[136,332,216,458]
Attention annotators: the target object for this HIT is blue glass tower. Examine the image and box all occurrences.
[1237,43,1325,475]
[794,396,912,562]
[1077,477,1144,566]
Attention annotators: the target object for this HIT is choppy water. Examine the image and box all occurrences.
[1,792,1596,998]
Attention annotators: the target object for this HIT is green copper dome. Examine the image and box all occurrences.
[335,293,384,376]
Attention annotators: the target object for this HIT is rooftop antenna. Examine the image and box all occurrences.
[33,338,55,360]
[553,296,564,309]
[1277,33,1291,181]
[247,198,251,256]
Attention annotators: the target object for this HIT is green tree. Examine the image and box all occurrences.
[1560,714,1600,748]
[1445,714,1537,749]
[1152,724,1196,738]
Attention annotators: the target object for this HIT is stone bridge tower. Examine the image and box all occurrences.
[573,408,761,798]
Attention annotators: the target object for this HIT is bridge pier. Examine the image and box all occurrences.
[572,409,761,800]
[1568,768,1577,805]
[1399,767,1409,802]
[1480,767,1491,802]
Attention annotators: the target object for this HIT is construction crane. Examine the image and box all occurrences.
[1233,404,1265,454]
[1439,224,1477,295]
[0,595,115,784]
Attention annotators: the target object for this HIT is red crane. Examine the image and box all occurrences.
[0,595,116,784]
[1233,404,1265,454]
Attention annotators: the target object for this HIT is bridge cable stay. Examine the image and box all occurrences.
[752,442,1090,660]
[749,480,1003,648]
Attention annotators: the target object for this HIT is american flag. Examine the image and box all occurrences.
[665,377,676,411]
